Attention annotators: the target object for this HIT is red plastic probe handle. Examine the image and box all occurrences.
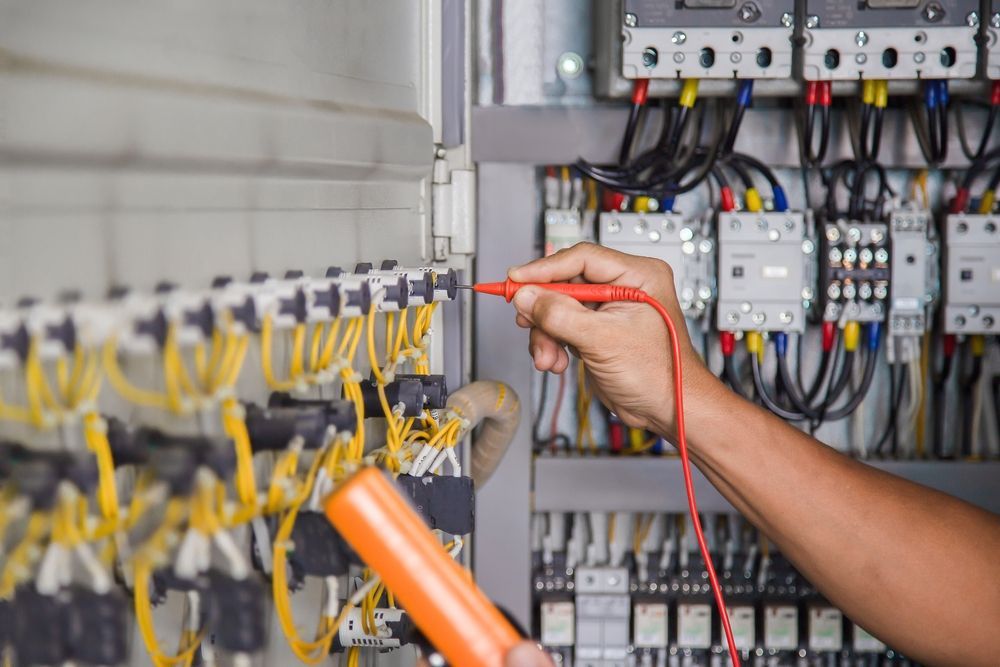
[475,278,743,666]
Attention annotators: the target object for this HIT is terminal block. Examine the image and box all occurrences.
[821,221,890,324]
[717,211,811,333]
[888,209,936,335]
[621,0,794,80]
[574,566,631,666]
[943,214,1000,334]
[990,1,1000,79]
[600,212,714,318]
[801,0,980,81]
[545,208,584,256]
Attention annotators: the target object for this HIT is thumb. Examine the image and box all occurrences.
[512,286,594,347]
[505,642,554,667]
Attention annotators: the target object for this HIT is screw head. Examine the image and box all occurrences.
[768,229,781,242]
[855,31,869,47]
[826,226,841,242]
[757,218,768,231]
[870,228,885,243]
[924,3,945,23]
[752,312,767,325]
[955,315,967,327]
[780,12,794,28]
[829,247,843,263]
[914,51,926,64]
[648,230,662,243]
[802,239,816,254]
[730,219,742,232]
[557,51,585,78]
[673,52,686,64]
[859,248,874,265]
[779,311,793,324]
[805,15,820,29]
[844,248,858,264]
[848,227,862,243]
[858,282,873,300]
[856,53,868,65]
[992,12,1000,29]
[874,284,888,300]
[607,219,622,234]
[698,239,714,254]
[966,11,980,28]
[875,248,889,264]
[698,286,713,300]
[827,283,842,300]
[625,12,638,27]
[986,222,997,233]
[957,221,969,233]
[984,316,995,328]
[680,227,694,241]
[672,31,687,45]
[726,311,740,324]
[681,241,696,255]
[739,2,761,24]
[740,301,753,314]
[681,287,695,302]
[843,283,857,300]
[634,220,647,234]
[801,287,815,300]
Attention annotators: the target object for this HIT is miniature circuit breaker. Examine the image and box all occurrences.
[801,0,980,81]
[989,0,1000,80]
[574,566,631,667]
[599,212,715,318]
[943,214,1000,334]
[717,211,811,333]
[621,0,794,80]
[821,221,891,324]
[888,209,936,335]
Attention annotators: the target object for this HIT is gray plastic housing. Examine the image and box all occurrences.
[943,214,1000,334]
[717,211,810,333]
[599,211,715,319]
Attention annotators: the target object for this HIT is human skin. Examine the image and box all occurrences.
[502,242,1000,667]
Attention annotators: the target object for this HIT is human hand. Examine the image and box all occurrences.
[509,242,716,438]
[505,642,556,666]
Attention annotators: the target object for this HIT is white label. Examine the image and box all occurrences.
[677,602,712,649]
[892,297,921,311]
[992,268,1000,282]
[762,265,789,279]
[808,607,843,652]
[634,603,669,648]
[764,604,799,650]
[853,624,886,653]
[727,605,756,651]
[540,601,575,647]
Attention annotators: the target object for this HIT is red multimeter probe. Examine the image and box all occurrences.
[465,278,742,666]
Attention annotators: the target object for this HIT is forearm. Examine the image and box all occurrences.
[673,376,1000,667]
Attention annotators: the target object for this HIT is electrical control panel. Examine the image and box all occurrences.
[821,221,891,323]
[717,211,811,333]
[801,0,980,80]
[599,212,715,317]
[888,209,935,335]
[943,214,1000,334]
[989,0,1000,79]
[621,0,795,80]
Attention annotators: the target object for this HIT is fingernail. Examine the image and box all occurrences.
[513,286,537,312]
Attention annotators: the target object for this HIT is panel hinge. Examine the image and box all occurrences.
[431,158,476,261]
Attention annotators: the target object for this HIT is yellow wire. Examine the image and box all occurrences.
[260,316,300,392]
[103,337,171,410]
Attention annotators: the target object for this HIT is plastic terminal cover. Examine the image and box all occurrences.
[289,511,361,577]
[243,403,330,451]
[394,475,476,535]
[13,587,66,665]
[66,587,129,666]
[266,393,358,435]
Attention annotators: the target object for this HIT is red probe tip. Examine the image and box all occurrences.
[473,278,519,302]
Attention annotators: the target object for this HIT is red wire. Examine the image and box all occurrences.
[640,293,741,666]
[478,278,741,664]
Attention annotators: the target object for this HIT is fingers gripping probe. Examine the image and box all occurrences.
[460,277,743,666]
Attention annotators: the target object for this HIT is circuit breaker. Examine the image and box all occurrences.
[801,0,980,80]
[621,0,794,80]
[943,214,1000,334]
[546,208,585,256]
[989,0,1000,79]
[888,209,935,335]
[574,566,631,667]
[600,212,715,317]
[717,211,811,333]
[821,221,891,323]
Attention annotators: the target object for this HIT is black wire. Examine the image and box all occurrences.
[956,102,998,162]
[931,341,954,460]
[724,355,748,400]
[874,363,905,457]
[751,353,805,421]
[824,343,880,422]
[619,101,645,166]
[798,93,831,167]
[958,344,983,458]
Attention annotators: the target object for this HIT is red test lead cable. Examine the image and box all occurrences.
[467,278,743,666]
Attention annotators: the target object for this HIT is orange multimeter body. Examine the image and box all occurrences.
[325,467,521,666]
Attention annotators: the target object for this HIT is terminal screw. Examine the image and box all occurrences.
[625,12,637,27]
[780,12,794,28]
[966,11,980,28]
[923,3,945,23]
[672,31,687,45]
[739,2,761,24]
[805,15,820,30]
[855,31,869,47]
